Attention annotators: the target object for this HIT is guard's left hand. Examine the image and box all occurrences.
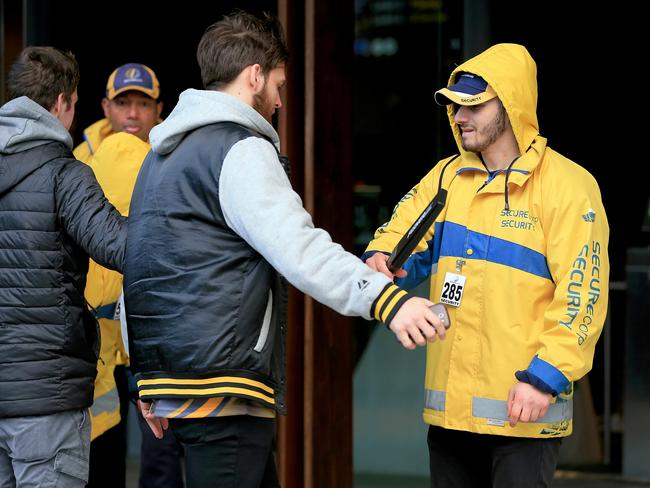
[507,381,552,427]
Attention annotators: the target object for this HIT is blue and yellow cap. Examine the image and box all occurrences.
[106,63,160,100]
[434,73,497,106]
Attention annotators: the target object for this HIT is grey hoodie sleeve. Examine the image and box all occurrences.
[54,159,126,272]
[219,137,396,320]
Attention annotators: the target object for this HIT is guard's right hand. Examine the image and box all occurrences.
[365,252,407,280]
[388,297,447,350]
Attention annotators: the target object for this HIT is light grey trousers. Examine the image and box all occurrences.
[0,409,90,487]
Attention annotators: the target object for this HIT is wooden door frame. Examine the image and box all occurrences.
[277,1,354,486]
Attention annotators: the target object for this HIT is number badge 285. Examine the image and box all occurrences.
[440,272,466,307]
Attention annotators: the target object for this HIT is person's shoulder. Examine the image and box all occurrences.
[539,147,603,207]
[49,150,93,178]
[542,147,600,188]
[420,152,464,183]
[229,130,278,155]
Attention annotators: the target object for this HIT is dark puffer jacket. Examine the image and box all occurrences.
[0,96,126,417]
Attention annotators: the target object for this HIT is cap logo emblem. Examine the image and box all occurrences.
[124,68,143,83]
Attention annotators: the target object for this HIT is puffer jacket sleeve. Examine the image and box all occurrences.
[54,158,127,272]
[516,162,609,395]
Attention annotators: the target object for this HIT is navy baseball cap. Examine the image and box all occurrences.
[435,73,497,106]
[106,63,160,100]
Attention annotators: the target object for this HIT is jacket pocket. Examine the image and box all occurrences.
[253,290,273,352]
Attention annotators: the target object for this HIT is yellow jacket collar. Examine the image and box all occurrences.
[82,118,114,156]
[450,136,547,189]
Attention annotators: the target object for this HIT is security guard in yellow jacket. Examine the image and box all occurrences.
[364,44,609,487]
[74,64,181,488]
[74,63,162,443]
[81,133,149,439]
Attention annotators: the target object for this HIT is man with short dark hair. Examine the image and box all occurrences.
[364,43,609,487]
[0,46,126,487]
[124,11,446,487]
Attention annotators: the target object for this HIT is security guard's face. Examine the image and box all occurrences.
[453,98,507,153]
[102,91,162,142]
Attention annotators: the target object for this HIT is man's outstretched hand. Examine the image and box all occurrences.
[388,297,447,350]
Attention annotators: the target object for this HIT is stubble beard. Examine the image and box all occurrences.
[461,105,507,153]
[253,82,273,123]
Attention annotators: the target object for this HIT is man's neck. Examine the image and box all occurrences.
[480,131,520,171]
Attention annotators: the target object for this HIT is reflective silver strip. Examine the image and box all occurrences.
[254,290,273,352]
[472,396,573,424]
[424,389,446,411]
[90,387,119,417]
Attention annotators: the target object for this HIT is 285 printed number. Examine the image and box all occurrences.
[441,282,462,302]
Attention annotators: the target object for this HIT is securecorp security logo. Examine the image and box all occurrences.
[500,208,538,232]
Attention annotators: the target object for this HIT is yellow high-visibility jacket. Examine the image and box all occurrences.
[364,44,609,438]
[80,131,150,440]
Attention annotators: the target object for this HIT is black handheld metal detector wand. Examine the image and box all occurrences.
[383,152,461,330]
[386,188,448,273]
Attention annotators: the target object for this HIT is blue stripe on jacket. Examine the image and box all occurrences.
[394,221,552,290]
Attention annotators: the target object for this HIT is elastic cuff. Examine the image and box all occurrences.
[370,282,413,325]
[515,370,556,396]
[515,355,570,396]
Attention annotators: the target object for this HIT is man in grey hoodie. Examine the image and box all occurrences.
[0,47,126,487]
[124,12,446,487]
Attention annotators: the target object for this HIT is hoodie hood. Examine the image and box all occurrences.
[445,43,539,156]
[0,96,74,196]
[149,89,280,155]
[0,96,73,154]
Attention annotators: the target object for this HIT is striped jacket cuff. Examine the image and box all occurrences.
[370,283,413,326]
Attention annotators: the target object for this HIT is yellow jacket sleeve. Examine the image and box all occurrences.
[517,159,609,394]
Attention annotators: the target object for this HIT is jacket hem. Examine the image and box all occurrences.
[135,370,276,409]
[423,409,573,438]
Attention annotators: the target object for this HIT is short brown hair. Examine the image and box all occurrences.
[7,46,80,110]
[197,11,289,90]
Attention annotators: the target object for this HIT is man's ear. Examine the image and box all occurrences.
[248,64,265,94]
[156,101,163,120]
[101,98,110,118]
[50,93,66,117]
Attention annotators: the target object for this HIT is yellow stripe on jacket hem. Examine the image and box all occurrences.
[139,386,275,406]
[137,376,274,395]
